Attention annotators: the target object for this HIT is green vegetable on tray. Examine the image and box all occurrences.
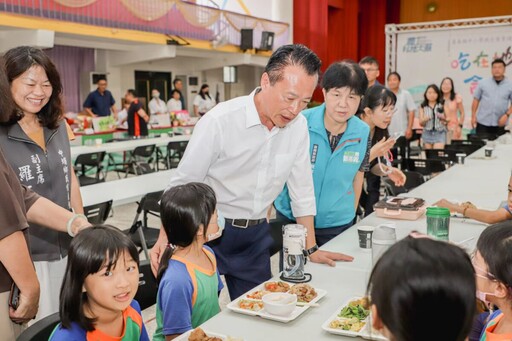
[338,304,370,320]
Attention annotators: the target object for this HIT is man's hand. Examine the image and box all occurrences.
[150,239,167,277]
[309,249,353,267]
[471,116,477,129]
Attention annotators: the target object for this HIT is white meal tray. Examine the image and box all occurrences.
[226,281,327,323]
[173,329,230,341]
[321,297,388,341]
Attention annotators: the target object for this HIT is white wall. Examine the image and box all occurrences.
[104,57,264,110]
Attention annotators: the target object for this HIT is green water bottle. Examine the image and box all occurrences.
[426,207,450,241]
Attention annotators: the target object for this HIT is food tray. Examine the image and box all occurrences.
[173,328,230,341]
[321,297,387,341]
[226,281,327,323]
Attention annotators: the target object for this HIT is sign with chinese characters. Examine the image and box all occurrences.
[396,26,512,127]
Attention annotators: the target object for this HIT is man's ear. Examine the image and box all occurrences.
[261,72,270,90]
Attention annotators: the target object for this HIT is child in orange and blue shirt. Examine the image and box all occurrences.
[153,183,224,340]
[49,225,149,341]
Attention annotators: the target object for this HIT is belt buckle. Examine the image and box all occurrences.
[231,219,249,228]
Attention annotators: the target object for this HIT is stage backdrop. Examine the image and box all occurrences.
[386,16,512,128]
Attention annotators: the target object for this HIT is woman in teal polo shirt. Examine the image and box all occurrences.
[274,61,370,246]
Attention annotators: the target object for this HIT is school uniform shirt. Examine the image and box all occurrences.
[127,99,148,137]
[168,88,316,220]
[479,310,512,341]
[274,104,370,228]
[153,246,223,339]
[49,300,149,340]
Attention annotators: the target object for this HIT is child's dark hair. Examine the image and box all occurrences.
[59,225,140,331]
[421,83,442,108]
[157,182,217,283]
[476,220,512,288]
[321,60,368,96]
[367,236,476,341]
[360,85,397,144]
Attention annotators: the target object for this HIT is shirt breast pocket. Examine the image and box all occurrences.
[273,153,295,186]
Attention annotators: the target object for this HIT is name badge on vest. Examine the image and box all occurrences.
[343,151,360,164]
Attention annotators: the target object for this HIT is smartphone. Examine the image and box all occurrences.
[9,283,20,310]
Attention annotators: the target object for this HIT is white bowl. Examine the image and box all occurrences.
[262,292,297,316]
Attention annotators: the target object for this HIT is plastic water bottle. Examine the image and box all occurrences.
[372,223,397,266]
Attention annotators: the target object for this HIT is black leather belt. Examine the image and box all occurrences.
[225,218,267,228]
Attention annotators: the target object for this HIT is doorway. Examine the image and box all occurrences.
[134,71,172,111]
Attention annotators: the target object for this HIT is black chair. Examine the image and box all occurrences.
[382,170,425,196]
[424,149,458,164]
[74,151,106,186]
[108,144,156,178]
[127,190,163,259]
[83,200,113,224]
[404,158,446,178]
[16,312,60,341]
[468,132,498,141]
[156,141,188,170]
[134,260,158,311]
[444,143,482,156]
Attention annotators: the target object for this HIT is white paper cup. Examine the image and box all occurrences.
[357,225,375,250]
[484,147,493,158]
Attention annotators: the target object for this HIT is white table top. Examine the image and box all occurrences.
[164,142,512,340]
[80,169,176,207]
[71,135,191,158]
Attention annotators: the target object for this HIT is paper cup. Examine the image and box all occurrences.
[357,226,375,250]
[484,147,493,158]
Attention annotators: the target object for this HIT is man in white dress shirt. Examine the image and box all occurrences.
[148,89,168,116]
[150,44,352,300]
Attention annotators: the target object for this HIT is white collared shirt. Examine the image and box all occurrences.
[149,98,168,115]
[168,88,316,219]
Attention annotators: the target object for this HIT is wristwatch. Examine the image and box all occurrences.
[305,244,319,256]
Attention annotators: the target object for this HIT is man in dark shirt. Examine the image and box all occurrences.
[125,89,149,137]
[83,78,117,117]
[173,78,186,110]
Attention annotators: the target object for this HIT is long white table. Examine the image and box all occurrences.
[173,142,512,340]
[71,135,191,159]
[80,169,176,207]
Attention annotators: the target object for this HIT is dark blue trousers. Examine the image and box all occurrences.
[209,221,273,300]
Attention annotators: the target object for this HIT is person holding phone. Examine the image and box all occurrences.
[358,85,406,216]
[419,84,448,149]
